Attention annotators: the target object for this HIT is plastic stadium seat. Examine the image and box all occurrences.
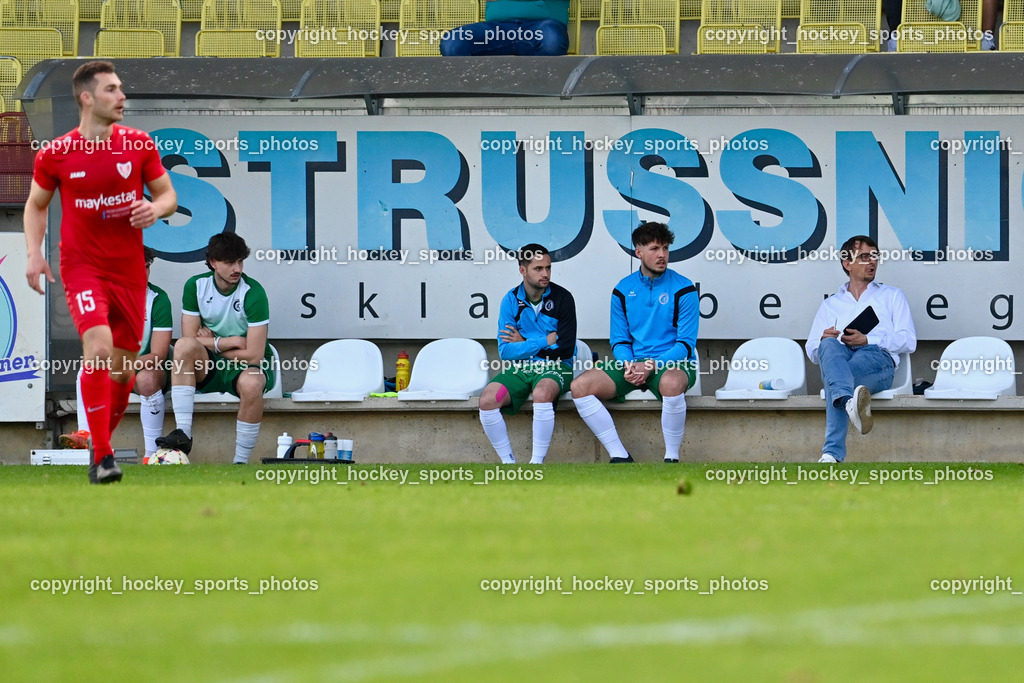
[0,0,79,56]
[94,28,167,57]
[296,0,380,57]
[567,0,582,54]
[379,0,399,21]
[397,338,488,400]
[624,350,702,400]
[0,28,64,76]
[396,0,479,56]
[79,0,104,20]
[100,0,182,56]
[278,0,299,21]
[0,111,35,205]
[896,21,968,51]
[201,0,282,56]
[599,0,680,54]
[714,338,807,399]
[898,0,981,50]
[579,0,601,19]
[796,0,880,53]
[1001,0,1024,50]
[0,57,21,114]
[195,28,269,55]
[698,0,782,53]
[816,352,913,400]
[596,23,666,53]
[924,337,1016,399]
[291,340,385,402]
[181,0,203,20]
[193,344,284,402]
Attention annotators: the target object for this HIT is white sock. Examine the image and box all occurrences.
[171,385,195,438]
[573,395,629,460]
[661,394,687,461]
[480,408,515,463]
[234,420,261,464]
[139,391,165,456]
[530,402,555,464]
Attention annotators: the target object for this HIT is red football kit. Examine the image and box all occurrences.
[33,124,167,349]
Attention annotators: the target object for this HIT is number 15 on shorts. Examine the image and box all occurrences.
[76,290,96,313]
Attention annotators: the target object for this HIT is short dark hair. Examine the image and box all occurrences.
[632,222,674,248]
[205,232,250,270]
[143,246,156,266]
[72,61,116,109]
[517,243,549,267]
[839,235,878,275]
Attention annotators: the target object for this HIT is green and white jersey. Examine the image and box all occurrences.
[140,282,173,356]
[182,272,271,359]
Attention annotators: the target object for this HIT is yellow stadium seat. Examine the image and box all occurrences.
[296,0,379,57]
[396,0,479,56]
[698,0,781,53]
[94,28,167,56]
[79,0,104,20]
[379,0,399,21]
[195,28,269,55]
[181,0,202,20]
[201,0,282,56]
[896,20,968,51]
[0,0,80,56]
[100,0,182,56]
[0,56,21,113]
[0,27,63,76]
[599,0,680,55]
[899,0,981,50]
[596,22,666,53]
[797,0,880,53]
[1000,0,1024,50]
[567,0,582,54]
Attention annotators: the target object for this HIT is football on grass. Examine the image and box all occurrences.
[144,448,190,465]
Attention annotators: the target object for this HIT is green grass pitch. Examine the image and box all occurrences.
[3,462,1023,681]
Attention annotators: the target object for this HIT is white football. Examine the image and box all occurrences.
[144,448,190,465]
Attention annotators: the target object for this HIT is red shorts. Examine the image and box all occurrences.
[62,268,146,352]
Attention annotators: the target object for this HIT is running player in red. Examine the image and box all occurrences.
[24,61,177,484]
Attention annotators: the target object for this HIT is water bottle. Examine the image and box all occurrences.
[396,351,411,391]
[324,432,338,460]
[759,378,786,391]
[309,432,325,459]
[276,432,293,459]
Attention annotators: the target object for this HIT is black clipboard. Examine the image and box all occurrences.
[845,306,879,334]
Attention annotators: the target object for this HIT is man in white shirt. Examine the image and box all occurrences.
[805,235,917,463]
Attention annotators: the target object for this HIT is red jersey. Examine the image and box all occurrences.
[33,124,167,288]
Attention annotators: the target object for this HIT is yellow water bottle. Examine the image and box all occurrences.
[396,351,411,391]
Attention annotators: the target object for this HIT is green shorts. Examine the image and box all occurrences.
[196,348,276,397]
[597,358,697,402]
[492,361,574,415]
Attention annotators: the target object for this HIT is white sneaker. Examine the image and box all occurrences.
[981,35,995,51]
[887,37,898,52]
[845,385,873,435]
[818,454,838,463]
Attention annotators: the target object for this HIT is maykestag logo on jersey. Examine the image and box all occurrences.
[74,190,137,211]
[0,256,40,384]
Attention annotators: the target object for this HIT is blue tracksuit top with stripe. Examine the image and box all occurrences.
[610,269,698,363]
[497,282,577,366]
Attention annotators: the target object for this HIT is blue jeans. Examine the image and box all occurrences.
[439,19,569,56]
[818,338,895,461]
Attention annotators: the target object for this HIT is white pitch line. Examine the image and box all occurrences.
[221,596,1024,682]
